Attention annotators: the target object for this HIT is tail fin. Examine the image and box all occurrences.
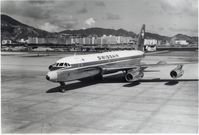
[136,24,145,51]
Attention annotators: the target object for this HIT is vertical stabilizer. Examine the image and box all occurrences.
[136,24,145,51]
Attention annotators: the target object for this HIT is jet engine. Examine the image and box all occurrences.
[125,69,144,82]
[170,65,184,79]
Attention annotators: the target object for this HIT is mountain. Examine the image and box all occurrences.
[1,14,55,40]
[170,34,198,44]
[145,32,170,41]
[1,14,27,27]
[1,14,198,44]
[59,28,137,37]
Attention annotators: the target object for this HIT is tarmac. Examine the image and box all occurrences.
[1,51,198,133]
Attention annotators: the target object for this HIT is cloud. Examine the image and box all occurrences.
[27,0,54,5]
[160,0,198,16]
[1,1,51,19]
[49,15,79,30]
[77,7,88,14]
[40,22,61,32]
[169,26,198,35]
[1,0,198,36]
[2,1,79,31]
[106,13,120,20]
[157,27,164,31]
[94,1,105,7]
[85,17,95,27]
[62,22,78,30]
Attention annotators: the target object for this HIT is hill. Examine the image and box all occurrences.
[170,34,198,44]
[1,14,198,44]
[60,28,137,37]
[145,32,170,41]
[1,14,55,40]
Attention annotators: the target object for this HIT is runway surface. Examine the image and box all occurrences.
[1,51,198,133]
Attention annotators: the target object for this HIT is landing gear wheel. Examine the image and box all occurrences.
[60,88,66,93]
[59,82,66,93]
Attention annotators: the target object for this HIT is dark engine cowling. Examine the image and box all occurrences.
[125,69,144,82]
[170,65,184,79]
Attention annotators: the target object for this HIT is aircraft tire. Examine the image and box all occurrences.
[60,88,66,93]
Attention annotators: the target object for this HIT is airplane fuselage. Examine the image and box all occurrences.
[45,24,187,93]
[46,50,144,83]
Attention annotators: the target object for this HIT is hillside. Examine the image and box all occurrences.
[170,34,198,44]
[1,14,55,40]
[1,14,198,44]
[145,32,170,41]
[60,28,137,37]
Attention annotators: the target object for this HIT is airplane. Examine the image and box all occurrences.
[46,24,190,92]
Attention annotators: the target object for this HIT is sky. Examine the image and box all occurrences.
[1,0,198,36]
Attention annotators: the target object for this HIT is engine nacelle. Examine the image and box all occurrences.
[170,65,184,79]
[125,69,144,82]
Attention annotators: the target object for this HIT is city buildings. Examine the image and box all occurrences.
[26,35,135,45]
[27,37,66,44]
[1,39,12,45]
[144,38,158,51]
[144,39,157,45]
[175,40,189,45]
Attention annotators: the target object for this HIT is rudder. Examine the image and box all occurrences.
[136,24,145,51]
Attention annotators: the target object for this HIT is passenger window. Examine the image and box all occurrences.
[56,63,59,66]
[59,63,63,66]
[64,63,67,66]
[68,63,71,66]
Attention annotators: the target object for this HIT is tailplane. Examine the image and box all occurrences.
[136,24,145,51]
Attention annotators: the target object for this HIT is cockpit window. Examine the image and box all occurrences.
[55,63,71,67]
[64,63,71,67]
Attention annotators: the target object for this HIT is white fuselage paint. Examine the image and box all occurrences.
[46,50,144,82]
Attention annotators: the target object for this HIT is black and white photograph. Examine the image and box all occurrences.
[1,0,198,133]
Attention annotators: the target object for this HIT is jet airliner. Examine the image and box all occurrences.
[46,25,187,92]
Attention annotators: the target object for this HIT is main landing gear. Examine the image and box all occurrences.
[94,74,103,81]
[59,82,66,93]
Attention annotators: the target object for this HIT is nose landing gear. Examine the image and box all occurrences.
[59,82,66,93]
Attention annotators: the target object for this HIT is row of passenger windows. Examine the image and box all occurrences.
[55,63,71,67]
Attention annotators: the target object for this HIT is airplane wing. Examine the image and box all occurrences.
[103,61,197,73]
[140,61,197,67]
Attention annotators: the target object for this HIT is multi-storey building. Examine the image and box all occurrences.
[2,39,12,44]
[144,39,157,45]
[175,40,189,45]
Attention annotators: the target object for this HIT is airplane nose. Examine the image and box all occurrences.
[46,71,58,82]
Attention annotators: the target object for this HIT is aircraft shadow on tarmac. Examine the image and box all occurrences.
[46,80,99,93]
[46,73,198,93]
